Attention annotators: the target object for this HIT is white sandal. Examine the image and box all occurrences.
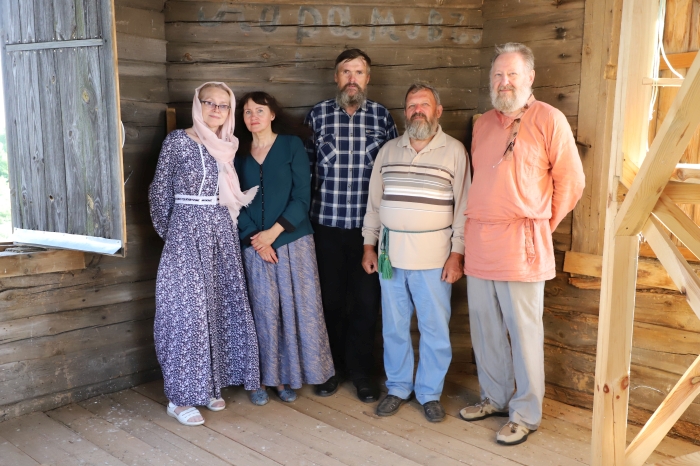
[167,402,205,426]
[207,397,226,412]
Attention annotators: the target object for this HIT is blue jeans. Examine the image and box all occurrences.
[380,267,452,404]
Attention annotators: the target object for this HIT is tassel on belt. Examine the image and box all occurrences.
[378,225,450,279]
[174,194,219,205]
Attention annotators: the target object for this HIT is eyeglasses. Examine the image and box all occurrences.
[200,100,231,111]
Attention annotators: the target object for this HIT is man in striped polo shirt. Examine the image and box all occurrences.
[362,83,470,422]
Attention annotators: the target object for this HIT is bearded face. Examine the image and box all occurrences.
[335,82,367,109]
[489,52,535,114]
[405,111,438,140]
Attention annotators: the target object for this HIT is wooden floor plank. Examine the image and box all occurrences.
[0,412,127,466]
[294,383,500,466]
[78,394,231,466]
[271,388,459,466]
[653,450,700,465]
[47,403,186,466]
[133,380,351,466]
[0,433,40,466]
[134,380,346,465]
[109,388,279,466]
[445,372,673,464]
[224,389,412,466]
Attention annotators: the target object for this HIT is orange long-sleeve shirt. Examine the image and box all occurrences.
[464,99,585,282]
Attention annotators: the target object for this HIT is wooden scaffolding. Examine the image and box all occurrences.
[591,0,700,464]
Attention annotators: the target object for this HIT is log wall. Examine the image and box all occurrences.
[164,0,483,144]
[0,0,166,421]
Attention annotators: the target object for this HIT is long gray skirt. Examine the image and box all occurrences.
[243,234,334,388]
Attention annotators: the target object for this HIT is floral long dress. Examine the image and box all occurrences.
[149,129,260,407]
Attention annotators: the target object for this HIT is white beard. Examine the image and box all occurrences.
[490,84,532,114]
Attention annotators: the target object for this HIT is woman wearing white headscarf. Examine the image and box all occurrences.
[149,82,260,426]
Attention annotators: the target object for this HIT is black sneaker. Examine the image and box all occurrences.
[422,400,446,422]
[376,394,410,417]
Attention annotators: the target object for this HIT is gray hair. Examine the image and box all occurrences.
[491,42,535,71]
[404,82,441,108]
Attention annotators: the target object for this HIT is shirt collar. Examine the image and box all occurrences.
[399,125,447,152]
[495,94,536,128]
[331,99,368,113]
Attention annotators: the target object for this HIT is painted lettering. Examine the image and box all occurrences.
[297,6,322,43]
[328,7,361,38]
[428,10,443,42]
[259,6,280,33]
[370,8,399,42]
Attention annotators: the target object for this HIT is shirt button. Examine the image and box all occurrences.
[347,183,352,189]
[347,200,351,204]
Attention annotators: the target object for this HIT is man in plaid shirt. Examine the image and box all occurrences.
[305,49,398,403]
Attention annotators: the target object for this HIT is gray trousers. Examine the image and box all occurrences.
[467,276,545,430]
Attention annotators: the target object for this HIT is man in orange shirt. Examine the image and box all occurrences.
[458,43,585,445]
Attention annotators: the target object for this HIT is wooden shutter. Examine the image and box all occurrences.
[0,0,125,255]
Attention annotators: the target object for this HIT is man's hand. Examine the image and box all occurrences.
[362,245,379,274]
[441,252,464,284]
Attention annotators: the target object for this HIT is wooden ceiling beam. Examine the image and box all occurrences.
[651,194,700,260]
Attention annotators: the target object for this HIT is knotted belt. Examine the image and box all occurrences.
[378,225,450,279]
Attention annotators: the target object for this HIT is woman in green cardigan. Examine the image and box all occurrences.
[234,91,334,405]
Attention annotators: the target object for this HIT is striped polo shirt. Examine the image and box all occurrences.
[362,126,470,270]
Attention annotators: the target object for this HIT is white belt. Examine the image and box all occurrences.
[174,194,219,205]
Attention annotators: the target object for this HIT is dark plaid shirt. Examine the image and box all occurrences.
[305,99,398,229]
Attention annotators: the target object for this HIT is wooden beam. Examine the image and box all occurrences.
[652,194,700,260]
[625,352,700,466]
[166,107,176,134]
[615,52,700,236]
[563,250,683,290]
[670,164,700,184]
[571,0,622,255]
[592,0,655,463]
[591,235,639,466]
[0,250,86,278]
[642,216,700,319]
[659,51,698,71]
[663,182,700,204]
[623,217,700,465]
[641,77,684,87]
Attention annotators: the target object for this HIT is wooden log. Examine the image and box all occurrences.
[615,52,700,236]
[115,33,166,63]
[481,9,584,46]
[0,366,161,422]
[0,250,85,278]
[165,4,483,47]
[119,75,169,103]
[114,0,165,11]
[114,5,165,39]
[165,21,482,49]
[117,60,166,78]
[166,42,481,67]
[483,0,584,20]
[166,62,481,89]
[479,61,581,90]
[119,100,167,127]
[167,0,482,6]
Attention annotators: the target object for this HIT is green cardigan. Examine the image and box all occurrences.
[235,134,314,249]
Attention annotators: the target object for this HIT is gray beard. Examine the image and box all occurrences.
[336,85,367,109]
[406,116,438,140]
[490,85,532,114]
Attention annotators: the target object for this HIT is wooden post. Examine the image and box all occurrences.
[590,0,657,463]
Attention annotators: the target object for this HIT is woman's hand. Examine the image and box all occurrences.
[256,245,278,264]
[251,223,285,251]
